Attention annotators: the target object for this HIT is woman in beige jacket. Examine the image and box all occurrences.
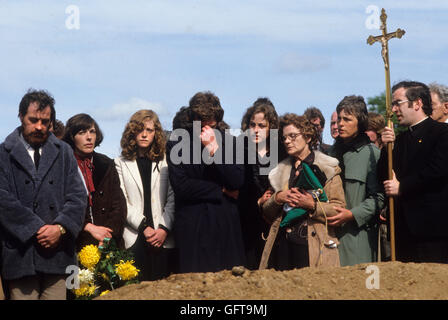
[260,113,346,269]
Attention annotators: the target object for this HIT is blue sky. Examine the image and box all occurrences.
[1,0,447,157]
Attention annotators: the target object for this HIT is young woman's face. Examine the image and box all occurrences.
[338,110,359,140]
[136,119,155,150]
[74,125,96,157]
[282,124,310,159]
[249,112,269,144]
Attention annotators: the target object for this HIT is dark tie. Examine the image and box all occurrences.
[34,147,40,169]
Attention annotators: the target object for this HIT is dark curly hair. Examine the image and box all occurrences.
[120,109,166,161]
[189,91,224,123]
[241,97,279,132]
[63,113,103,149]
[172,106,192,130]
[51,119,65,139]
[304,106,325,129]
[19,88,56,125]
[279,113,319,149]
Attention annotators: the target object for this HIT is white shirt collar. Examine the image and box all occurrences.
[19,133,41,163]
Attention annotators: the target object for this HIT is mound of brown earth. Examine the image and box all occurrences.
[96,261,448,300]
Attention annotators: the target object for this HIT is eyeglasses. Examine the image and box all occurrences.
[391,100,410,107]
[281,132,302,142]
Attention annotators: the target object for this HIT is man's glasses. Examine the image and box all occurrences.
[391,100,410,107]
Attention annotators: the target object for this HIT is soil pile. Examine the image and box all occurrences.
[97,261,448,300]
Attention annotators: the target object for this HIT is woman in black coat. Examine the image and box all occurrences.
[63,114,127,250]
[167,92,245,273]
[237,98,285,270]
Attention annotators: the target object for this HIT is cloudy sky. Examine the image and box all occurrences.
[1,0,447,157]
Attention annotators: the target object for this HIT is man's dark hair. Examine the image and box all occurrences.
[62,113,104,149]
[172,106,192,130]
[392,81,432,116]
[336,95,369,133]
[189,91,224,123]
[304,106,325,129]
[18,89,56,125]
[52,119,66,139]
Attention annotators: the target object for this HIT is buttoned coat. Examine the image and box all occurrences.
[0,128,86,280]
[76,152,127,250]
[330,143,384,266]
[114,155,175,249]
[260,151,345,268]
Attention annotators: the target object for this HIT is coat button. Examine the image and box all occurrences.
[33,202,38,209]
[25,180,30,184]
[101,208,106,213]
[49,180,54,184]
[99,191,104,196]
[311,231,316,237]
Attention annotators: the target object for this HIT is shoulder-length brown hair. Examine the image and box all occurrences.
[120,110,166,161]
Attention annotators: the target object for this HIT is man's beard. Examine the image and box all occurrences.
[24,130,48,148]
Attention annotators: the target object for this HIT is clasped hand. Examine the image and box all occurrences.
[275,188,315,210]
[143,226,167,248]
[36,225,61,249]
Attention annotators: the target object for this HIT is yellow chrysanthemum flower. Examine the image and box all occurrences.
[78,244,101,269]
[73,283,97,297]
[100,290,110,296]
[115,260,139,281]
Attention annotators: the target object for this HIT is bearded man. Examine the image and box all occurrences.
[0,89,86,299]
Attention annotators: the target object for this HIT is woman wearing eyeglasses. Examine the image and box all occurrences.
[329,95,385,266]
[260,113,345,270]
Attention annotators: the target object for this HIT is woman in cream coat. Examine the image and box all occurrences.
[115,110,175,281]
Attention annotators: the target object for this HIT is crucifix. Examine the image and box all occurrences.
[367,8,405,262]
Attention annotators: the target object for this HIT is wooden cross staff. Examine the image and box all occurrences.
[367,8,405,261]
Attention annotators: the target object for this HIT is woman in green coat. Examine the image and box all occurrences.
[329,95,385,266]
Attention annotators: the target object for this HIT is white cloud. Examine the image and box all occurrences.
[93,97,167,121]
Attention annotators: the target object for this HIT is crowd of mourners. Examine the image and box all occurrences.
[0,80,447,299]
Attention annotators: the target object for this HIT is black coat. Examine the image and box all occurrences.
[76,152,127,250]
[167,131,245,273]
[378,118,448,238]
[237,141,272,269]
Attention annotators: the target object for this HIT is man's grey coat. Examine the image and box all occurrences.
[0,128,86,280]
